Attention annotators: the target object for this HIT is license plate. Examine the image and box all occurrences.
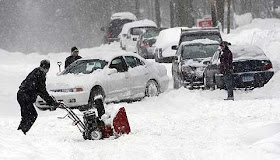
[242,75,254,82]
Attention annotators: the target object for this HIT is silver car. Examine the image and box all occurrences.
[36,52,169,110]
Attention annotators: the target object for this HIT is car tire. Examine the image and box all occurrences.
[80,87,104,111]
[203,75,210,90]
[173,77,181,89]
[145,80,159,97]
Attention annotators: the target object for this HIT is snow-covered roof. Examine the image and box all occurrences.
[154,27,187,49]
[120,19,157,35]
[229,45,269,61]
[180,39,220,46]
[110,12,137,21]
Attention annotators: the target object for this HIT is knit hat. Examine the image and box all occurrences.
[40,59,50,69]
[71,46,79,55]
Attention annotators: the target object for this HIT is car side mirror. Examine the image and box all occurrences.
[100,27,105,31]
[171,45,178,50]
[106,68,117,75]
[133,38,137,41]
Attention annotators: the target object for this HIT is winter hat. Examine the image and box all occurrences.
[71,46,79,55]
[40,59,50,69]
[220,41,231,47]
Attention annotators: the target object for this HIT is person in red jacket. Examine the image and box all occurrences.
[219,41,234,100]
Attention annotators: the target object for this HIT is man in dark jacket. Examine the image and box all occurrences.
[65,46,82,69]
[17,60,60,134]
[219,41,234,100]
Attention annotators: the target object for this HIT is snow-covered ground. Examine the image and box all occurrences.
[1,18,280,160]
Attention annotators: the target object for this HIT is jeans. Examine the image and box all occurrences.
[223,72,234,98]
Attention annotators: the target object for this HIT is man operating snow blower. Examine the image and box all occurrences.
[17,59,60,135]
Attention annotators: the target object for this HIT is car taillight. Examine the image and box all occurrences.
[141,41,149,47]
[107,32,112,38]
[262,63,272,70]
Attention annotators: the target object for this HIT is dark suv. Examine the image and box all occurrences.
[101,12,137,44]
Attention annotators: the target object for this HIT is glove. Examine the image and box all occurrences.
[52,101,61,108]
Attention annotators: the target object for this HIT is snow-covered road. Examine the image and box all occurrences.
[1,18,280,160]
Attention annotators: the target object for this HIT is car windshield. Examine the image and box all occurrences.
[61,59,108,75]
[131,27,157,35]
[181,44,219,59]
[143,29,159,38]
[181,32,221,44]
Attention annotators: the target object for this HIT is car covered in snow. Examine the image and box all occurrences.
[35,52,169,111]
[101,12,137,44]
[203,45,274,89]
[136,28,160,59]
[154,27,184,63]
[119,19,157,53]
[171,39,220,89]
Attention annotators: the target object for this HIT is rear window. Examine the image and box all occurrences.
[108,19,134,37]
[181,44,219,59]
[143,29,159,38]
[131,27,157,35]
[180,32,221,44]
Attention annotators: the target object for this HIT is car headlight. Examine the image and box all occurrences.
[50,88,84,92]
[181,66,193,73]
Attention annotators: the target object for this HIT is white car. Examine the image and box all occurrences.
[36,52,169,110]
[119,19,157,53]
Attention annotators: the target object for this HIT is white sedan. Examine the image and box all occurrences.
[35,52,169,110]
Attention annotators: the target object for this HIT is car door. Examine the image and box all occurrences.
[205,50,220,84]
[106,56,131,101]
[124,56,149,98]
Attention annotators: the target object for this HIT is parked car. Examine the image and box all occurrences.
[136,28,160,59]
[35,52,169,111]
[155,27,222,63]
[203,45,274,89]
[119,19,157,53]
[154,27,184,63]
[171,39,220,89]
[101,12,137,44]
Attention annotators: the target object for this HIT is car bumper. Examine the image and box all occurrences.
[215,71,274,88]
[181,74,203,86]
[35,91,90,109]
[140,47,155,59]
[105,37,120,43]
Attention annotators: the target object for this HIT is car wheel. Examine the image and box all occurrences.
[145,80,159,97]
[88,129,102,140]
[203,75,210,90]
[80,87,104,112]
[173,77,181,89]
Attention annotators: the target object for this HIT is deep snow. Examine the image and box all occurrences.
[1,18,280,160]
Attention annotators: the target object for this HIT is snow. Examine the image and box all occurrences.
[110,12,137,21]
[120,19,157,35]
[180,38,220,46]
[234,13,253,27]
[1,18,280,160]
[229,45,269,61]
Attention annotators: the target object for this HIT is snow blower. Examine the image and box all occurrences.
[57,99,130,140]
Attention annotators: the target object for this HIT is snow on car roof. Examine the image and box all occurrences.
[154,27,188,49]
[111,12,137,21]
[180,39,220,46]
[120,19,157,35]
[229,45,269,60]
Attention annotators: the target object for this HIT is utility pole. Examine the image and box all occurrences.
[135,0,140,19]
[170,0,175,27]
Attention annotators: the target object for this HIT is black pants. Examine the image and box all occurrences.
[223,72,234,98]
[17,90,38,134]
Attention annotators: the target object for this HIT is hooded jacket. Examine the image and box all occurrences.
[18,67,55,104]
[219,46,233,74]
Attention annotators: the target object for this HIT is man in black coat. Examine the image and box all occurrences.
[219,41,234,100]
[17,60,60,134]
[65,46,82,69]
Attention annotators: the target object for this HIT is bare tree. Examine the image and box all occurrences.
[155,0,161,27]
